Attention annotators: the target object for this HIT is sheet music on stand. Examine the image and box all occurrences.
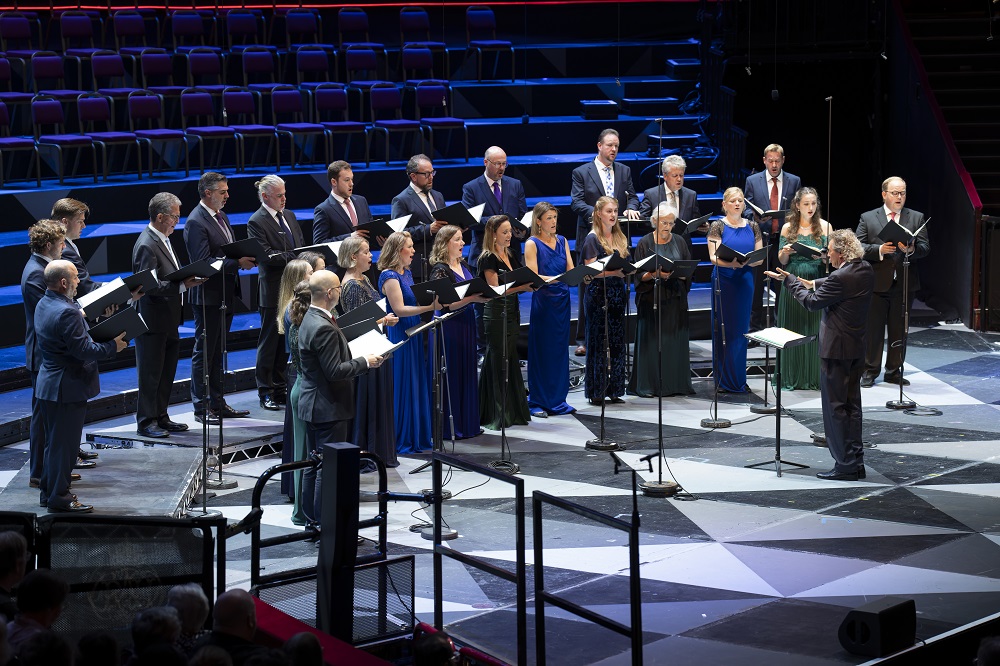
[404,309,459,338]
[745,327,815,349]
[348,328,406,359]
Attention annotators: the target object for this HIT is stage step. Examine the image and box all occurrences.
[621,98,680,116]
[666,58,700,80]
[579,100,619,120]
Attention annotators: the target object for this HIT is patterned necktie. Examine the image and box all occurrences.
[424,191,436,213]
[492,180,502,207]
[344,198,359,227]
[275,210,293,240]
[889,212,896,222]
[604,166,614,197]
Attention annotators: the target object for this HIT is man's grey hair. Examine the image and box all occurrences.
[148,192,181,221]
[166,583,210,635]
[406,154,432,174]
[829,228,863,263]
[254,175,285,202]
[662,155,686,174]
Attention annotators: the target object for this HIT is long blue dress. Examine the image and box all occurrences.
[430,261,481,439]
[527,236,574,414]
[582,233,629,401]
[379,269,433,454]
[710,219,761,393]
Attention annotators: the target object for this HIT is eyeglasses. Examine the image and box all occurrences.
[411,170,437,177]
[163,213,180,221]
[487,160,507,168]
[886,190,906,197]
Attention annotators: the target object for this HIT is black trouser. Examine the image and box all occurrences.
[820,357,864,473]
[190,302,234,412]
[302,419,351,525]
[255,305,288,397]
[865,284,912,377]
[135,327,179,428]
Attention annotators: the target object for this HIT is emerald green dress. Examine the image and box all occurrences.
[776,230,826,390]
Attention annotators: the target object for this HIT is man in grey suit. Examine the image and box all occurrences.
[390,154,446,280]
[312,161,375,251]
[248,175,305,410]
[639,154,705,249]
[132,193,203,438]
[296,270,382,527]
[744,143,803,332]
[768,230,874,481]
[855,176,930,387]
[34,260,127,512]
[569,128,640,353]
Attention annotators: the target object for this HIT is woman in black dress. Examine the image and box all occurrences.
[628,202,695,397]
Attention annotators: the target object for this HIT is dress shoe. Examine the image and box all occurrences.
[816,468,860,481]
[259,395,281,411]
[860,374,876,388]
[40,493,76,508]
[47,500,93,513]
[71,473,81,481]
[575,345,587,356]
[74,458,97,469]
[194,411,221,425]
[883,373,910,386]
[138,424,170,438]
[158,419,189,432]
[78,449,99,460]
[857,465,866,479]
[530,409,548,418]
[588,398,604,406]
[609,397,625,404]
[218,404,250,418]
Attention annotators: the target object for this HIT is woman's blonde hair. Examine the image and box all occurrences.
[276,259,312,334]
[590,196,628,255]
[337,236,369,270]
[428,225,463,266]
[377,231,413,272]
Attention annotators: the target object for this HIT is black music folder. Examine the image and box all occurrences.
[632,255,698,279]
[500,266,545,290]
[294,241,342,266]
[76,277,132,320]
[412,277,462,306]
[89,305,148,342]
[454,277,497,299]
[879,217,930,245]
[544,262,602,288]
[336,298,387,333]
[674,212,712,235]
[790,241,825,259]
[746,201,787,219]
[715,244,767,265]
[433,202,484,229]
[162,258,223,282]
[122,268,159,293]
[355,214,411,249]
[221,237,268,262]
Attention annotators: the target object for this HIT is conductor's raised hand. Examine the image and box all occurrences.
[763,266,790,281]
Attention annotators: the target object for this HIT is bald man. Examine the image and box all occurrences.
[194,589,263,665]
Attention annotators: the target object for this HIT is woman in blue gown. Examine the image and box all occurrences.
[378,231,439,454]
[582,196,631,405]
[428,225,490,439]
[524,201,575,416]
[707,187,763,393]
[339,237,401,466]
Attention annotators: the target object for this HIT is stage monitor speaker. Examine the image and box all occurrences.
[316,442,360,641]
[838,596,916,657]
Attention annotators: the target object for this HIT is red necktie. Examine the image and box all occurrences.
[769,177,780,233]
[890,212,896,222]
[344,198,359,227]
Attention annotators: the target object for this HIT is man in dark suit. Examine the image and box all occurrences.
[21,220,67,488]
[248,175,305,410]
[312,161,375,252]
[768,230,875,481]
[183,172,256,424]
[390,154,446,280]
[569,128,640,353]
[34,260,127,511]
[638,154,705,249]
[461,145,528,357]
[133,193,204,438]
[855,176,930,387]
[295,270,382,527]
[52,198,99,297]
[744,143,802,331]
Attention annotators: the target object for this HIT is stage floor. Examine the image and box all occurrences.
[1,323,999,664]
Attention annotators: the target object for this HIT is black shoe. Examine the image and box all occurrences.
[48,500,93,513]
[158,418,189,432]
[194,411,221,425]
[29,477,39,488]
[218,404,251,418]
[609,397,625,404]
[858,465,866,479]
[138,424,170,438]
[861,375,876,388]
[588,398,604,406]
[259,395,281,411]
[70,473,81,482]
[883,373,910,386]
[40,493,76,508]
[816,468,859,481]
[530,409,548,418]
[74,458,97,469]
[78,450,99,460]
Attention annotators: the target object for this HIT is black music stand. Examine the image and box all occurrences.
[743,327,815,477]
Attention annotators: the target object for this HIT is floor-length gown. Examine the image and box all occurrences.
[478,252,531,429]
[341,276,398,466]
[430,261,481,438]
[710,220,760,393]
[628,232,695,397]
[379,269,433,454]
[776,231,826,390]
[527,236,574,414]
[582,233,629,400]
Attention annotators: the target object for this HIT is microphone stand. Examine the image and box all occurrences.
[410,309,458,476]
[752,221,777,415]
[586,259,622,451]
[489,274,519,474]
[886,240,916,410]
[702,239,732,429]
[208,256,237,491]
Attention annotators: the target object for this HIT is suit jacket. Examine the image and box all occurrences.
[390,185,445,245]
[570,160,639,231]
[743,170,802,216]
[461,174,528,267]
[21,254,48,372]
[62,241,100,297]
[784,259,875,360]
[855,206,930,293]
[247,206,304,307]
[33,290,117,402]
[132,226,184,334]
[183,204,241,306]
[638,183,700,223]
[295,307,368,424]
[312,193,373,244]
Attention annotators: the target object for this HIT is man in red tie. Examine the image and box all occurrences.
[743,143,802,332]
[855,177,930,387]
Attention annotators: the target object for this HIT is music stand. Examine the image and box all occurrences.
[743,327,814,477]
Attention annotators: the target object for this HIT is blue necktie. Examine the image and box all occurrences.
[604,166,614,197]
[276,211,293,243]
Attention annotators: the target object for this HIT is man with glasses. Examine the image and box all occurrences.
[133,193,205,438]
[743,143,802,332]
[390,154,446,280]
[248,175,304,411]
[856,177,930,387]
[184,172,257,424]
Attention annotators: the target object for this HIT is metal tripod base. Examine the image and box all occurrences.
[750,404,777,415]
[206,477,238,490]
[585,438,622,451]
[700,417,731,428]
[639,480,678,497]
[421,527,458,541]
[886,399,916,410]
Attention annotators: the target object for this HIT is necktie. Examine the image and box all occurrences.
[275,210,293,241]
[769,177,780,233]
[424,191,436,213]
[492,180,502,207]
[889,212,896,222]
[162,237,179,269]
[344,198,359,227]
[213,212,232,243]
[604,166,614,197]
[668,191,676,207]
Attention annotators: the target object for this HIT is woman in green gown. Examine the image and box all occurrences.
[776,187,832,390]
